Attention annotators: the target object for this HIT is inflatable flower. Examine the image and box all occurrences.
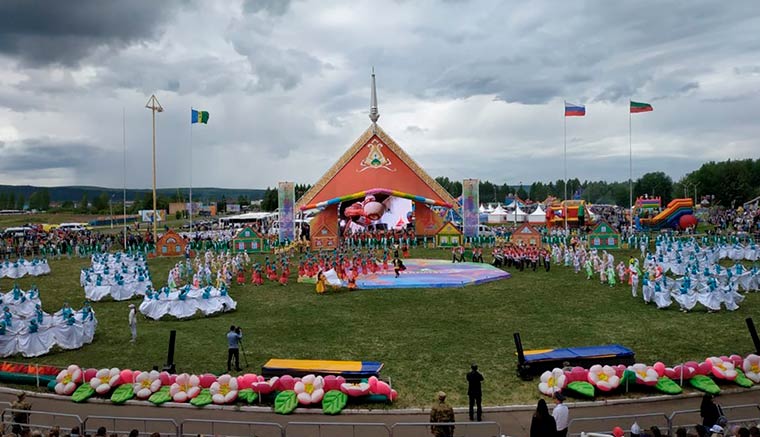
[210,374,239,404]
[538,368,566,396]
[90,368,121,395]
[251,376,279,394]
[55,365,83,395]
[743,354,760,383]
[294,374,325,405]
[133,370,162,399]
[587,365,621,392]
[707,356,737,381]
[340,382,370,397]
[629,364,658,386]
[170,373,201,402]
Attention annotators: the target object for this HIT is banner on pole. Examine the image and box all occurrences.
[278,181,295,243]
[462,178,479,238]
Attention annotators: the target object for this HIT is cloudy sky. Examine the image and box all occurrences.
[1,0,759,189]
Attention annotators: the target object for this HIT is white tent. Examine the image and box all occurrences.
[478,204,486,213]
[487,205,509,223]
[506,205,528,223]
[528,205,546,224]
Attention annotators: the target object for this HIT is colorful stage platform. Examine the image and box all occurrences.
[355,258,510,289]
[261,359,384,379]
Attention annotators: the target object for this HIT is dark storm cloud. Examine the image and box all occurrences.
[0,0,179,66]
[0,138,107,172]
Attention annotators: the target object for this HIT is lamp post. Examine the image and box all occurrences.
[109,194,115,229]
[145,95,163,245]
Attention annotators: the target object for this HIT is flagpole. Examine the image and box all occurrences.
[563,100,568,231]
[629,101,633,229]
[145,95,163,246]
[122,108,127,250]
[189,107,193,235]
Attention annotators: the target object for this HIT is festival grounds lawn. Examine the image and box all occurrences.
[4,247,759,407]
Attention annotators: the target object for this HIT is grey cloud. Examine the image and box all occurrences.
[405,125,427,134]
[243,0,297,16]
[0,138,107,172]
[0,0,179,66]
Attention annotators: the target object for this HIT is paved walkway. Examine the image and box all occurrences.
[1,386,758,436]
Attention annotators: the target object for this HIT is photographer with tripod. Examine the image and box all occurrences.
[227,325,243,372]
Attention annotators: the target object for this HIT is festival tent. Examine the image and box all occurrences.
[478,204,486,213]
[506,205,528,223]
[528,204,546,224]
[487,205,508,223]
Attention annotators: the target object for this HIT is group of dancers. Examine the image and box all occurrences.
[0,257,51,279]
[491,246,551,271]
[550,234,760,313]
[80,252,153,301]
[139,283,237,320]
[0,286,96,357]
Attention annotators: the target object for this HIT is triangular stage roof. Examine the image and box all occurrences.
[296,124,457,210]
[437,221,462,235]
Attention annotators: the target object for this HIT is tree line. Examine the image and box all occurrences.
[0,189,51,211]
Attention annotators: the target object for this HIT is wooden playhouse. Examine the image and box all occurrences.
[588,221,621,249]
[232,226,268,254]
[510,223,541,247]
[436,221,463,247]
[155,229,188,257]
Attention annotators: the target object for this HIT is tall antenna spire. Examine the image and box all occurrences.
[369,67,379,124]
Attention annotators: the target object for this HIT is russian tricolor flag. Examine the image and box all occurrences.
[564,102,585,117]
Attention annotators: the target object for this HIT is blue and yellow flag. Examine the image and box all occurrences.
[191,109,209,124]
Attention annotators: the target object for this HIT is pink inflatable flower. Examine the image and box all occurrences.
[251,376,279,394]
[743,354,760,383]
[210,374,239,404]
[90,368,121,395]
[538,368,566,396]
[340,382,371,397]
[133,370,162,399]
[588,365,621,392]
[55,365,83,395]
[170,373,201,402]
[628,364,658,386]
[707,356,737,381]
[294,374,324,405]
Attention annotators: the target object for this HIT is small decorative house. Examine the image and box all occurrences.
[588,221,621,249]
[232,226,268,254]
[436,221,463,247]
[510,223,541,247]
[155,229,187,257]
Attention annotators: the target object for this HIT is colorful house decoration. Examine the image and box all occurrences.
[510,224,541,247]
[436,222,463,247]
[155,229,187,257]
[232,226,268,254]
[588,221,621,249]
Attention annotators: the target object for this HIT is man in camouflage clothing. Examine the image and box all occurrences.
[10,392,31,435]
[430,391,455,437]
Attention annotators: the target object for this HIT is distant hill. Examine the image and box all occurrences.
[0,185,266,202]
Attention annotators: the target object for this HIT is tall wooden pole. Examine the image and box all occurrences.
[145,95,163,246]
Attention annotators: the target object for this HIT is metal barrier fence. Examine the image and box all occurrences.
[181,418,284,437]
[286,421,391,437]
[391,421,502,437]
[568,412,670,437]
[580,434,613,437]
[1,408,83,435]
[83,415,179,437]
[669,403,760,431]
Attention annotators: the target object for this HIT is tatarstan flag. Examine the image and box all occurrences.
[630,101,653,113]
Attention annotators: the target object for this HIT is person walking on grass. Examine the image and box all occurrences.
[128,304,137,343]
[227,325,243,372]
[466,363,483,421]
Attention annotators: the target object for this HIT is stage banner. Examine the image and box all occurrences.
[462,178,479,238]
[278,181,295,243]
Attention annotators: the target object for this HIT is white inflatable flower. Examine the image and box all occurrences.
[538,368,566,396]
[708,356,737,380]
[55,365,83,395]
[133,370,162,399]
[340,382,371,397]
[210,374,239,404]
[170,373,201,402]
[294,374,325,405]
[629,363,658,386]
[587,365,621,391]
[89,368,121,395]
[743,354,760,383]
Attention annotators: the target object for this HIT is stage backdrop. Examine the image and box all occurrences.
[278,181,295,243]
[462,179,479,238]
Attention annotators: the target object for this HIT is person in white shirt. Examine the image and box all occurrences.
[128,304,137,343]
[552,392,569,437]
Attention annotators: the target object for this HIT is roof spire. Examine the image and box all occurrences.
[369,67,379,124]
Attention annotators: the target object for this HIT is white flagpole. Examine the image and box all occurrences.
[190,108,193,234]
[122,108,127,250]
[629,101,633,229]
[563,100,568,231]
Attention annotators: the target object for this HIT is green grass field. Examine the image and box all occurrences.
[3,247,759,408]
